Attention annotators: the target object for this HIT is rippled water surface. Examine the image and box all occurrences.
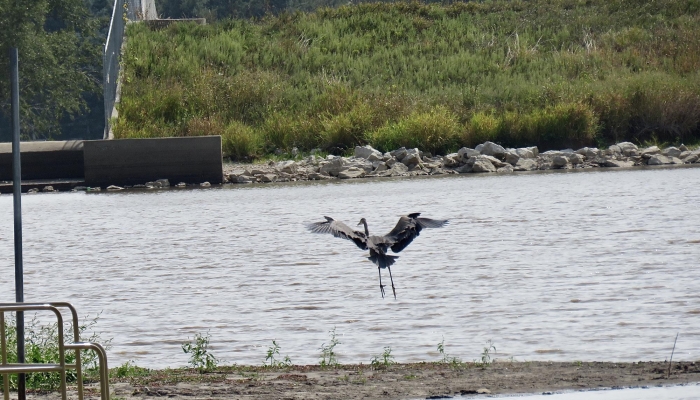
[1,167,699,368]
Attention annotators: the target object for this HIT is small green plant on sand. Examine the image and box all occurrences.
[182,331,218,373]
[111,360,150,379]
[264,340,292,367]
[319,327,341,367]
[370,346,396,369]
[475,340,497,368]
[437,336,463,367]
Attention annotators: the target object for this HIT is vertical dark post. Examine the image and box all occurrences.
[10,46,26,400]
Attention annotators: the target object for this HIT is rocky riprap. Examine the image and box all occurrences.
[225,142,700,184]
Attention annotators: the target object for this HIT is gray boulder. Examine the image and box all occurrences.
[276,160,297,174]
[338,167,366,179]
[231,175,253,183]
[569,153,585,165]
[454,164,473,173]
[604,159,634,168]
[479,141,506,158]
[401,152,421,168]
[641,146,660,157]
[517,146,539,158]
[373,161,388,172]
[259,174,277,183]
[514,158,538,171]
[552,155,569,169]
[497,164,514,173]
[390,162,409,175]
[576,147,599,159]
[683,150,700,164]
[662,147,682,158]
[481,154,508,168]
[458,147,480,160]
[505,150,520,166]
[367,153,383,162]
[344,158,374,173]
[617,142,639,156]
[390,147,408,161]
[471,157,496,173]
[443,153,462,168]
[354,145,383,159]
[607,144,622,155]
[647,155,675,165]
[319,157,345,176]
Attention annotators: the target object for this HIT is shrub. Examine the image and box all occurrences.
[320,102,375,154]
[463,111,501,147]
[221,120,262,161]
[500,103,599,150]
[369,106,461,154]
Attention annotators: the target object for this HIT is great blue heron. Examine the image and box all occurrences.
[307,213,448,299]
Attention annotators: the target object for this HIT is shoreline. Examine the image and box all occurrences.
[20,360,700,399]
[223,141,699,187]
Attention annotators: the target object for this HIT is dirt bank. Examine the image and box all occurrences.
[19,360,700,400]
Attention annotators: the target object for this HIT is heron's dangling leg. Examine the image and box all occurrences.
[377,267,385,298]
[387,266,397,299]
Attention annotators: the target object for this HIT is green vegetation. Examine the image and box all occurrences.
[182,331,219,372]
[0,0,110,141]
[263,340,292,367]
[319,327,341,367]
[111,360,151,379]
[476,340,497,368]
[437,337,464,367]
[117,0,700,159]
[2,313,110,391]
[370,346,396,369]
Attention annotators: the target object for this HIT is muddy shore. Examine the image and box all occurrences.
[17,360,700,400]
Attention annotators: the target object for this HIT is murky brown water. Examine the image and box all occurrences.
[1,166,699,368]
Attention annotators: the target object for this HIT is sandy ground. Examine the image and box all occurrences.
[13,360,700,400]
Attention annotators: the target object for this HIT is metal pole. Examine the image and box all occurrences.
[10,46,26,400]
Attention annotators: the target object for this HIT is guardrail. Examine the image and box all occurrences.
[0,303,109,400]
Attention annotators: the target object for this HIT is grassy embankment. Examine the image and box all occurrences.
[115,0,700,160]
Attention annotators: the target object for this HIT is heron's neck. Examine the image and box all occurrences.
[361,220,369,237]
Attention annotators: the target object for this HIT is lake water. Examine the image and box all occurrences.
[1,166,699,368]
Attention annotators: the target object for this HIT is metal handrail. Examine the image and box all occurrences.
[0,304,66,400]
[0,303,109,400]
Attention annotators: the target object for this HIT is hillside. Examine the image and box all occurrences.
[116,0,700,160]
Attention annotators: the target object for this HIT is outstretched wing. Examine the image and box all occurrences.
[385,213,449,253]
[307,216,368,250]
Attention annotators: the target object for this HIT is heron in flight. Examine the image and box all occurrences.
[307,213,448,299]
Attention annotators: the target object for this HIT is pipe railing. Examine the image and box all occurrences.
[0,303,109,400]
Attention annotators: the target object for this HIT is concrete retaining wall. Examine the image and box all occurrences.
[83,136,222,186]
[0,141,84,180]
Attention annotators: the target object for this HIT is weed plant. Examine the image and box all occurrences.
[2,313,110,391]
[476,340,497,368]
[436,337,464,368]
[182,331,218,373]
[264,340,292,367]
[370,346,396,369]
[116,0,700,159]
[111,361,151,379]
[319,327,341,367]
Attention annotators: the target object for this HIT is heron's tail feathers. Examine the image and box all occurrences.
[368,253,399,268]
